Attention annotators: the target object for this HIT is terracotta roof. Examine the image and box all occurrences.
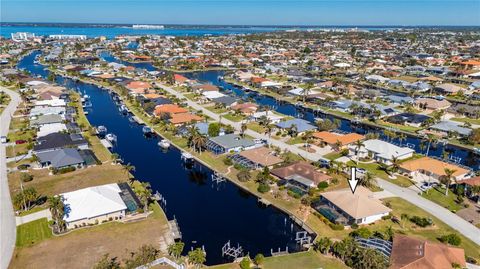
[154,104,188,116]
[321,187,391,219]
[271,161,331,184]
[390,235,466,269]
[400,157,469,178]
[126,81,151,90]
[238,147,284,167]
[251,77,268,83]
[312,131,364,146]
[414,98,451,110]
[169,113,203,125]
[192,84,219,91]
[457,176,480,186]
[460,59,480,66]
[174,74,189,83]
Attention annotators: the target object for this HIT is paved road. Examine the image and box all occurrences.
[15,209,51,226]
[0,87,21,269]
[157,82,480,246]
[156,82,325,161]
[377,179,480,245]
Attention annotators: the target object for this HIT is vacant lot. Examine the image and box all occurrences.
[8,162,129,197]
[10,204,170,269]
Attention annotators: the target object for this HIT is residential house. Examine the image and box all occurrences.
[400,157,470,182]
[386,113,432,127]
[271,161,331,190]
[349,139,414,164]
[33,133,89,154]
[414,98,451,112]
[231,146,283,169]
[37,148,85,169]
[275,119,317,134]
[315,187,391,225]
[312,131,364,149]
[428,120,472,137]
[206,133,256,154]
[389,235,466,269]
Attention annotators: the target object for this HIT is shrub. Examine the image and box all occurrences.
[410,216,433,227]
[317,181,329,189]
[239,257,251,269]
[53,166,76,175]
[223,158,233,166]
[466,257,478,264]
[439,233,462,246]
[329,223,344,230]
[257,183,270,193]
[349,227,372,238]
[350,223,359,229]
[20,172,33,182]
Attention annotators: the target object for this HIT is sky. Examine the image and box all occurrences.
[1,0,480,26]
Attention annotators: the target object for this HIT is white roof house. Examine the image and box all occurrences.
[250,111,284,123]
[350,139,414,164]
[34,99,66,107]
[37,123,67,137]
[61,184,127,227]
[202,91,225,99]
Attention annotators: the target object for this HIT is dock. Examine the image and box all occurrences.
[168,219,182,240]
[100,139,113,149]
[132,115,145,124]
[258,197,271,206]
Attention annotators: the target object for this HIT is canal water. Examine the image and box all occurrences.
[98,52,480,170]
[18,51,306,265]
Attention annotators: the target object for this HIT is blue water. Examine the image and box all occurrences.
[98,52,480,170]
[1,25,282,38]
[18,51,306,265]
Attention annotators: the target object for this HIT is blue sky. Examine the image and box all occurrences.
[1,0,479,26]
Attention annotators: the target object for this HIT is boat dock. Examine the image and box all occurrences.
[168,219,182,240]
[100,139,113,149]
[258,197,271,206]
[132,115,145,124]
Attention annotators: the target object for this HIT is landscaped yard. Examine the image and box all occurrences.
[345,161,414,187]
[421,186,464,212]
[451,117,480,126]
[16,218,52,247]
[222,113,245,122]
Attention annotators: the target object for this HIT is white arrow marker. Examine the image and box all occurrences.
[348,167,359,194]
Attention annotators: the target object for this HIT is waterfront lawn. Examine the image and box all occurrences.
[421,186,464,212]
[377,120,423,133]
[346,161,414,187]
[10,203,170,269]
[8,162,128,197]
[16,218,52,247]
[209,250,347,269]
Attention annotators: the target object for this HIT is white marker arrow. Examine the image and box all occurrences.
[348,167,359,194]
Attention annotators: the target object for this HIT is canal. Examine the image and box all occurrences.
[18,51,306,265]
[99,51,480,170]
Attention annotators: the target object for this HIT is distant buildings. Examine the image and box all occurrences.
[11,32,35,42]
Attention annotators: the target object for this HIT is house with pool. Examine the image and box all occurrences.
[348,139,414,165]
[314,187,391,225]
[61,183,141,229]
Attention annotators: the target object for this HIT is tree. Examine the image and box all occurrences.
[439,233,462,246]
[167,241,185,260]
[93,254,121,269]
[135,182,152,212]
[360,172,375,188]
[124,245,159,269]
[208,122,221,137]
[253,253,264,267]
[124,162,136,179]
[440,168,457,196]
[237,169,252,182]
[354,140,364,157]
[240,122,247,137]
[188,248,206,269]
[20,172,33,182]
[240,257,251,269]
[391,156,401,173]
[314,237,332,254]
[111,153,120,164]
[48,195,66,233]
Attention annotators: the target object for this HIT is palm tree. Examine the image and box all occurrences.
[354,140,364,157]
[191,133,207,153]
[188,248,206,269]
[240,122,247,137]
[391,156,401,174]
[399,133,407,146]
[48,196,66,233]
[124,163,136,181]
[265,124,274,138]
[441,168,457,196]
[237,170,252,182]
[360,172,375,188]
[135,182,152,212]
[314,237,332,254]
[111,153,120,164]
[423,134,437,156]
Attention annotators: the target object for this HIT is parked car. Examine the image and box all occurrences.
[15,139,27,144]
[0,136,6,143]
[420,182,437,191]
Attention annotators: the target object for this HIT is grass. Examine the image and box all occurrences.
[377,120,423,133]
[247,122,266,133]
[9,117,29,130]
[209,250,347,269]
[346,161,414,187]
[16,218,52,247]
[7,129,35,143]
[450,117,480,126]
[18,206,46,217]
[323,151,343,161]
[222,113,245,122]
[421,186,464,212]
[6,143,30,158]
[286,136,305,145]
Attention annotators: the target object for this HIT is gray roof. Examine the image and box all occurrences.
[37,148,84,168]
[429,121,472,136]
[275,119,317,133]
[208,133,255,149]
[30,114,64,126]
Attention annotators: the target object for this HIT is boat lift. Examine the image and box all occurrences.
[222,241,243,260]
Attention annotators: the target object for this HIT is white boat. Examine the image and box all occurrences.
[106,133,117,143]
[158,139,171,149]
[97,125,107,136]
[181,152,193,161]
[142,126,152,134]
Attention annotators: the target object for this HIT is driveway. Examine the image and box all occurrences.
[0,87,21,269]
[377,178,480,246]
[15,209,52,226]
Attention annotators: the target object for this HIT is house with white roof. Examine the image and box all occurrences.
[61,183,131,229]
[349,139,414,164]
[250,111,284,124]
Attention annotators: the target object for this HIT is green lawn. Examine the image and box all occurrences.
[450,117,480,125]
[223,113,245,122]
[286,136,305,145]
[18,206,46,217]
[346,161,414,187]
[247,122,266,133]
[16,218,53,247]
[209,250,347,269]
[324,151,343,161]
[421,186,464,212]
[377,120,423,133]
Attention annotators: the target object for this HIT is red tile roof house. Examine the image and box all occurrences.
[271,161,332,191]
[389,235,466,269]
[126,81,152,95]
[173,74,190,86]
[456,176,480,203]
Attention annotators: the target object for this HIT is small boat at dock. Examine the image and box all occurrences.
[158,139,170,149]
[181,152,194,162]
[106,133,117,143]
[142,125,152,134]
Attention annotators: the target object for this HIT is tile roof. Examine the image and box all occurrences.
[271,161,331,184]
[238,146,284,167]
[400,157,469,178]
[312,131,364,146]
